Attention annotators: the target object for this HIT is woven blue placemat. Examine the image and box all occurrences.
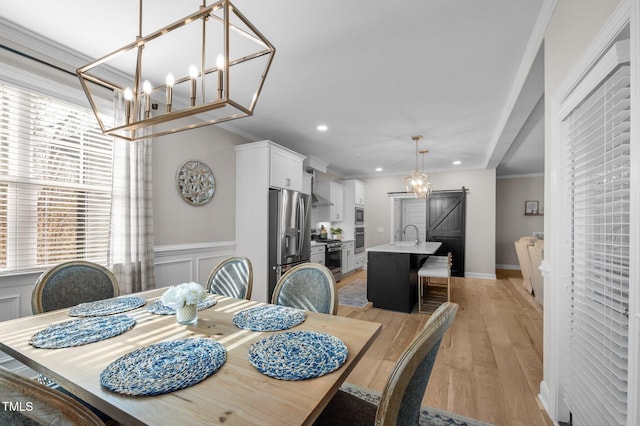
[233,305,306,331]
[30,315,136,349]
[100,338,226,396]
[248,330,348,381]
[145,295,217,315]
[68,296,146,317]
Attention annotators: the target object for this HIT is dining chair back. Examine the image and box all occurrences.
[271,263,337,315]
[31,261,119,314]
[206,257,253,300]
[0,368,105,426]
[315,302,458,425]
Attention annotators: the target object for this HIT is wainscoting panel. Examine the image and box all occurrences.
[0,294,20,322]
[0,271,42,319]
[154,241,235,288]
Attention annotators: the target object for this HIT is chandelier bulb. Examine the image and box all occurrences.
[142,80,152,117]
[142,80,152,95]
[123,87,133,124]
[216,54,224,99]
[124,87,133,101]
[165,73,175,87]
[189,65,198,106]
[165,73,175,112]
[189,65,199,79]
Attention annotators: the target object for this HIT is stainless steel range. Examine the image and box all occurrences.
[324,240,343,282]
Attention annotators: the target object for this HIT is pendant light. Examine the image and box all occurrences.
[77,0,276,141]
[404,135,432,199]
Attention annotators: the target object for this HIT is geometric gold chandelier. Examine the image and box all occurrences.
[77,0,276,141]
[404,135,432,199]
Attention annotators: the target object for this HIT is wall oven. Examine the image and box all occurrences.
[355,227,365,254]
[355,207,364,226]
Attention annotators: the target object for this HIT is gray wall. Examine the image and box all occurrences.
[362,168,496,278]
[152,126,249,245]
[495,176,544,267]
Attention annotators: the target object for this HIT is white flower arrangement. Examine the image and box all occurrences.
[161,282,206,308]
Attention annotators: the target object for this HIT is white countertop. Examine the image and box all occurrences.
[366,241,442,254]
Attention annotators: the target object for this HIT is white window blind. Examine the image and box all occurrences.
[563,49,630,425]
[0,81,113,272]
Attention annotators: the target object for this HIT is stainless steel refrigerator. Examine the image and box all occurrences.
[268,188,311,300]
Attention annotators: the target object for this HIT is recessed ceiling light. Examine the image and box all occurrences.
[317,124,328,132]
[453,160,461,165]
[376,167,383,172]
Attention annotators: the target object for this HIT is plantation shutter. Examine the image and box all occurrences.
[562,40,630,425]
[0,81,113,272]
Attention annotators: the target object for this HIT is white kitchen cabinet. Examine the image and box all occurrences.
[354,252,366,269]
[342,240,355,275]
[270,147,303,191]
[353,180,365,206]
[316,181,344,222]
[235,140,306,302]
[339,179,365,241]
[302,172,312,195]
[310,245,326,266]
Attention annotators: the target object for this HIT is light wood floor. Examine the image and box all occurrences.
[336,269,551,426]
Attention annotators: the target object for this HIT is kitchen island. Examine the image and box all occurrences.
[366,242,442,313]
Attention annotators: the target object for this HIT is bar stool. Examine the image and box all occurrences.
[417,252,452,313]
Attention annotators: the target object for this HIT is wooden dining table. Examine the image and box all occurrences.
[0,288,381,425]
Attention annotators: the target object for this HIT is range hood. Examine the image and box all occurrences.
[312,191,332,207]
[308,170,333,207]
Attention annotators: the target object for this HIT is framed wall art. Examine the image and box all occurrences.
[525,200,539,215]
[175,160,216,206]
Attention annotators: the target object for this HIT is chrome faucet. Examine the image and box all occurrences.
[403,224,419,245]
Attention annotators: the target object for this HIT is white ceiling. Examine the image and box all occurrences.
[0,0,546,178]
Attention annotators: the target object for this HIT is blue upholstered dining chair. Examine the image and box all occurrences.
[31,261,119,314]
[271,263,338,315]
[0,368,105,426]
[206,257,253,300]
[315,302,458,425]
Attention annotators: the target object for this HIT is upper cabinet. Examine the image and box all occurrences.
[353,180,365,206]
[302,172,312,195]
[342,179,365,207]
[339,179,365,240]
[269,146,304,192]
[316,181,344,222]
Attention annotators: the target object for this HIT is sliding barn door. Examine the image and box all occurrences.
[425,189,466,277]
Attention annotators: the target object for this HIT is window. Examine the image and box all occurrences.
[562,40,630,425]
[0,81,113,272]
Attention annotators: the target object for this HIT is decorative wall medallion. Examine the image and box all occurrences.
[176,160,215,206]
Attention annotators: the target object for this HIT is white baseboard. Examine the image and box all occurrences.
[496,264,521,270]
[538,380,561,425]
[464,272,497,280]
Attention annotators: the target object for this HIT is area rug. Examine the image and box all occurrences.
[338,279,368,308]
[341,383,494,426]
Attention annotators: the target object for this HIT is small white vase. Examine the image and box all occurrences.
[176,303,198,325]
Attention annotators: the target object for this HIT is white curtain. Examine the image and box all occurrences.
[109,92,155,294]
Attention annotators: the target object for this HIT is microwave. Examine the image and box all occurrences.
[355,207,364,226]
